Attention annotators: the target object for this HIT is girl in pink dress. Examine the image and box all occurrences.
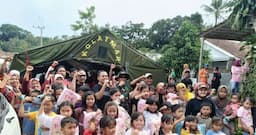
[74,91,102,135]
[104,101,129,135]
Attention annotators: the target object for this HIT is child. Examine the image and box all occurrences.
[143,97,162,135]
[197,102,212,133]
[171,104,185,134]
[18,94,56,135]
[223,93,241,134]
[83,118,97,135]
[38,100,79,135]
[61,117,79,135]
[181,115,202,135]
[125,112,150,135]
[99,115,116,135]
[109,88,131,132]
[206,117,225,135]
[74,91,102,135]
[159,102,172,115]
[104,101,128,135]
[166,83,179,105]
[159,114,178,135]
[22,90,41,135]
[130,84,150,113]
[237,97,254,135]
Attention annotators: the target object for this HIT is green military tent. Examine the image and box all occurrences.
[10,30,167,83]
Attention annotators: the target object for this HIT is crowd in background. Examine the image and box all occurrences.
[0,57,255,135]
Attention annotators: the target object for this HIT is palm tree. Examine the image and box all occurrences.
[202,0,228,25]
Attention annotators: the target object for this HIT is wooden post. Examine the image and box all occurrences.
[198,37,205,82]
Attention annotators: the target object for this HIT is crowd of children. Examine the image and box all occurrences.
[0,58,256,135]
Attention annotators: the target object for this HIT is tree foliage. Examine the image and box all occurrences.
[228,0,256,100]
[0,24,66,52]
[202,0,230,25]
[160,20,207,77]
[71,6,99,35]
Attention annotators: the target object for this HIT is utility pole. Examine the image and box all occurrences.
[33,25,45,47]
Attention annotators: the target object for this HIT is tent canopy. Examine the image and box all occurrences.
[200,21,254,41]
[11,30,167,83]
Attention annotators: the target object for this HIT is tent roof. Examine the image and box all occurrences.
[200,21,254,41]
[10,30,167,83]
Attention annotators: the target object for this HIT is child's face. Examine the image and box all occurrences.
[61,123,77,135]
[60,106,73,117]
[231,95,239,103]
[43,99,54,113]
[86,95,95,108]
[141,88,150,99]
[30,92,39,101]
[132,115,145,130]
[107,105,118,118]
[185,120,197,130]
[167,87,175,93]
[200,106,211,117]
[218,88,227,98]
[243,100,252,110]
[55,89,62,100]
[173,107,184,119]
[148,103,158,113]
[102,124,116,135]
[111,91,121,101]
[212,121,223,132]
[162,120,174,131]
[190,120,198,130]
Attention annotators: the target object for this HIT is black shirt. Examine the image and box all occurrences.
[185,97,216,117]
[92,84,110,110]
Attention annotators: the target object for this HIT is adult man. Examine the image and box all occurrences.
[92,70,110,110]
[76,69,88,91]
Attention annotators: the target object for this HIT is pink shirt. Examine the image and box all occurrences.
[237,106,253,127]
[231,66,243,82]
[137,99,147,113]
[224,103,240,119]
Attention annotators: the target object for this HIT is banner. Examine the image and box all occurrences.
[57,89,81,105]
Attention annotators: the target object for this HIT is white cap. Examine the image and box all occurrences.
[9,70,20,77]
[54,74,64,80]
[144,73,152,78]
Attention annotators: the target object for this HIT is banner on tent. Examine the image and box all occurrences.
[81,35,121,63]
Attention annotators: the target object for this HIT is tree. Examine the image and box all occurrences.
[0,24,66,52]
[228,0,256,100]
[0,24,32,41]
[71,6,98,35]
[160,20,208,77]
[147,16,184,49]
[202,0,229,25]
[112,21,149,49]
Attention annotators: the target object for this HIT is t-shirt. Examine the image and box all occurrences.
[92,84,110,110]
[206,129,225,135]
[185,98,216,117]
[143,111,162,135]
[125,128,150,135]
[198,116,212,130]
[27,111,56,135]
[237,106,253,127]
[231,66,243,82]
[22,103,40,135]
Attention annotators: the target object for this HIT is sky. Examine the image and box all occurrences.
[0,0,212,37]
